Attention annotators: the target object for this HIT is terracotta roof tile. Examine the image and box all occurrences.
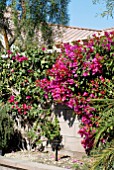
[103,27,114,32]
[51,24,102,43]
[50,24,114,44]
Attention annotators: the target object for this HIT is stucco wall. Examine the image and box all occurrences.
[54,104,85,154]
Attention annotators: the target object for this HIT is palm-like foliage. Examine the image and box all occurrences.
[90,81,114,170]
[90,146,114,170]
[92,99,114,147]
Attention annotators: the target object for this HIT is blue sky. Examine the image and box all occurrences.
[5,0,114,29]
[68,0,114,29]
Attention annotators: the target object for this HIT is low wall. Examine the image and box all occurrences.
[6,103,85,156]
[54,104,85,154]
[0,156,67,170]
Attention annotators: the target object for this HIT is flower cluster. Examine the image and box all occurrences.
[8,95,31,115]
[11,53,28,62]
[37,31,114,151]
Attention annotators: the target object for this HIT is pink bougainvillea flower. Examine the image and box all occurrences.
[42,47,46,51]
[72,159,78,163]
[18,108,22,113]
[90,93,95,98]
[16,105,19,109]
[99,75,105,82]
[12,56,15,60]
[8,95,15,103]
[28,106,31,110]
[22,103,28,110]
[11,105,14,109]
[11,69,14,73]
[83,92,88,97]
[81,116,91,124]
[100,138,106,144]
[27,70,33,73]
[82,72,89,77]
[19,56,28,62]
[26,96,31,99]
[15,54,28,62]
[24,111,27,115]
[7,50,12,55]
[14,101,18,105]
[74,74,78,77]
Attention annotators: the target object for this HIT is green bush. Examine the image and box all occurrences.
[0,48,60,150]
[0,102,14,150]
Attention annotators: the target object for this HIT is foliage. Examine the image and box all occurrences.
[91,99,114,149]
[0,0,70,50]
[72,161,90,170]
[37,31,114,153]
[90,147,114,170]
[0,47,60,150]
[93,0,114,17]
[89,82,114,169]
[27,108,61,148]
[0,102,14,149]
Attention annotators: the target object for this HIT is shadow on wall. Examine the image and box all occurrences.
[3,104,78,155]
[54,104,76,127]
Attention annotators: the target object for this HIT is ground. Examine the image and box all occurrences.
[4,150,92,169]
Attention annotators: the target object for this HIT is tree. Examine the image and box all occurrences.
[93,0,114,17]
[0,0,11,50]
[0,0,70,50]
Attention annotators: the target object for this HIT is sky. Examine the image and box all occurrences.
[68,0,114,30]
[5,0,114,30]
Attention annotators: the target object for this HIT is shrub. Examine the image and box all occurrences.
[0,47,60,150]
[0,102,14,150]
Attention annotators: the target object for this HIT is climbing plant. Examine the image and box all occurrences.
[0,47,60,150]
[37,31,114,153]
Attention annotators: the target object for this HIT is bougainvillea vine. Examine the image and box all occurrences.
[36,31,114,151]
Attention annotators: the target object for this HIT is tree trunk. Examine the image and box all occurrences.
[3,26,10,50]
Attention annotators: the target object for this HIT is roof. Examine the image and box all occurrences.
[51,24,114,44]
[51,24,102,43]
[103,27,114,32]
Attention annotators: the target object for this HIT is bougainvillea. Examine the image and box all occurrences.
[0,48,60,149]
[36,31,114,152]
[1,31,114,152]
